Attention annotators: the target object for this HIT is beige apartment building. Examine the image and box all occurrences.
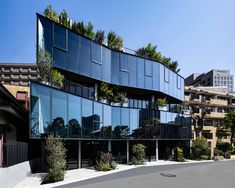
[185,86,235,157]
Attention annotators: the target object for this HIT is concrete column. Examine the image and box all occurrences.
[127,140,129,165]
[108,140,111,152]
[156,140,159,161]
[95,83,98,101]
[78,141,81,168]
[190,140,193,155]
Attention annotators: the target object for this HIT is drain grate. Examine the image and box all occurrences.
[160,173,176,177]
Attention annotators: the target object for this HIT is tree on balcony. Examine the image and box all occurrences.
[36,49,64,88]
[222,111,235,147]
[107,31,123,50]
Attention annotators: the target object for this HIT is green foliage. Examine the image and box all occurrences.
[214,148,224,156]
[98,82,114,101]
[96,152,116,171]
[136,43,162,62]
[43,5,59,23]
[51,69,64,88]
[95,30,105,44]
[191,137,210,160]
[42,135,67,184]
[136,43,180,73]
[107,31,123,50]
[36,49,64,88]
[222,111,235,146]
[36,49,53,83]
[216,142,232,153]
[59,10,70,28]
[84,22,95,40]
[155,98,167,107]
[71,21,85,35]
[131,144,146,165]
[176,147,186,162]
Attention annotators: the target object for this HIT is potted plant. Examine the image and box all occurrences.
[155,98,167,110]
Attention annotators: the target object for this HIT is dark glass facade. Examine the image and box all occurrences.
[33,14,192,166]
[30,82,191,140]
[37,14,184,102]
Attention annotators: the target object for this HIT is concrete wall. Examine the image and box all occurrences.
[0,161,31,188]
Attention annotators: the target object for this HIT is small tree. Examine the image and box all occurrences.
[51,69,64,88]
[131,144,146,165]
[191,137,210,160]
[95,30,105,44]
[84,22,95,40]
[71,21,85,35]
[222,111,235,147]
[98,82,114,101]
[136,43,162,62]
[176,147,186,162]
[42,135,67,184]
[155,98,167,109]
[107,31,123,50]
[36,49,53,83]
[96,152,116,171]
[59,9,70,28]
[43,5,59,23]
[36,49,64,88]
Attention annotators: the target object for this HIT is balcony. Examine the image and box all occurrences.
[209,99,228,106]
[206,112,226,119]
[185,95,190,102]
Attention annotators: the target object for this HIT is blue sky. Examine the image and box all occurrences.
[0,0,234,78]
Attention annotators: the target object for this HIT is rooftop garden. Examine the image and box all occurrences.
[43,5,180,73]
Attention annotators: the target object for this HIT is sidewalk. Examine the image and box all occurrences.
[15,160,215,188]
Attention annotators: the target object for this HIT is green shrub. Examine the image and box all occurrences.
[191,137,210,160]
[107,31,123,50]
[51,69,64,88]
[216,142,232,153]
[95,152,116,171]
[42,135,67,184]
[214,148,224,156]
[176,147,186,162]
[131,144,146,165]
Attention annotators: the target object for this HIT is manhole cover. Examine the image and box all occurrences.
[160,173,176,177]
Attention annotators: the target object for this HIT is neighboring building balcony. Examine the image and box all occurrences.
[185,95,190,102]
[30,82,192,140]
[209,99,228,106]
[206,112,226,119]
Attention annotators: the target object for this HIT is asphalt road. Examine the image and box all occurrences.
[56,160,235,188]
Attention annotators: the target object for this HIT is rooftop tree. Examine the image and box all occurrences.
[43,5,59,23]
[136,43,162,62]
[71,21,85,35]
[95,30,105,44]
[59,9,70,28]
[107,31,123,51]
[84,22,95,40]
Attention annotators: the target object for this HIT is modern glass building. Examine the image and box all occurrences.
[30,14,191,169]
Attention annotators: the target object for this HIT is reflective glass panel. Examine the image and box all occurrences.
[68,94,81,138]
[91,42,101,63]
[102,47,111,82]
[111,51,120,84]
[53,47,67,69]
[51,90,67,138]
[54,24,66,50]
[68,31,79,73]
[80,37,91,76]
[81,98,93,137]
[120,53,129,71]
[137,58,144,88]
[129,56,137,87]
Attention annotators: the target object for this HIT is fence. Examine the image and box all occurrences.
[3,140,28,167]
